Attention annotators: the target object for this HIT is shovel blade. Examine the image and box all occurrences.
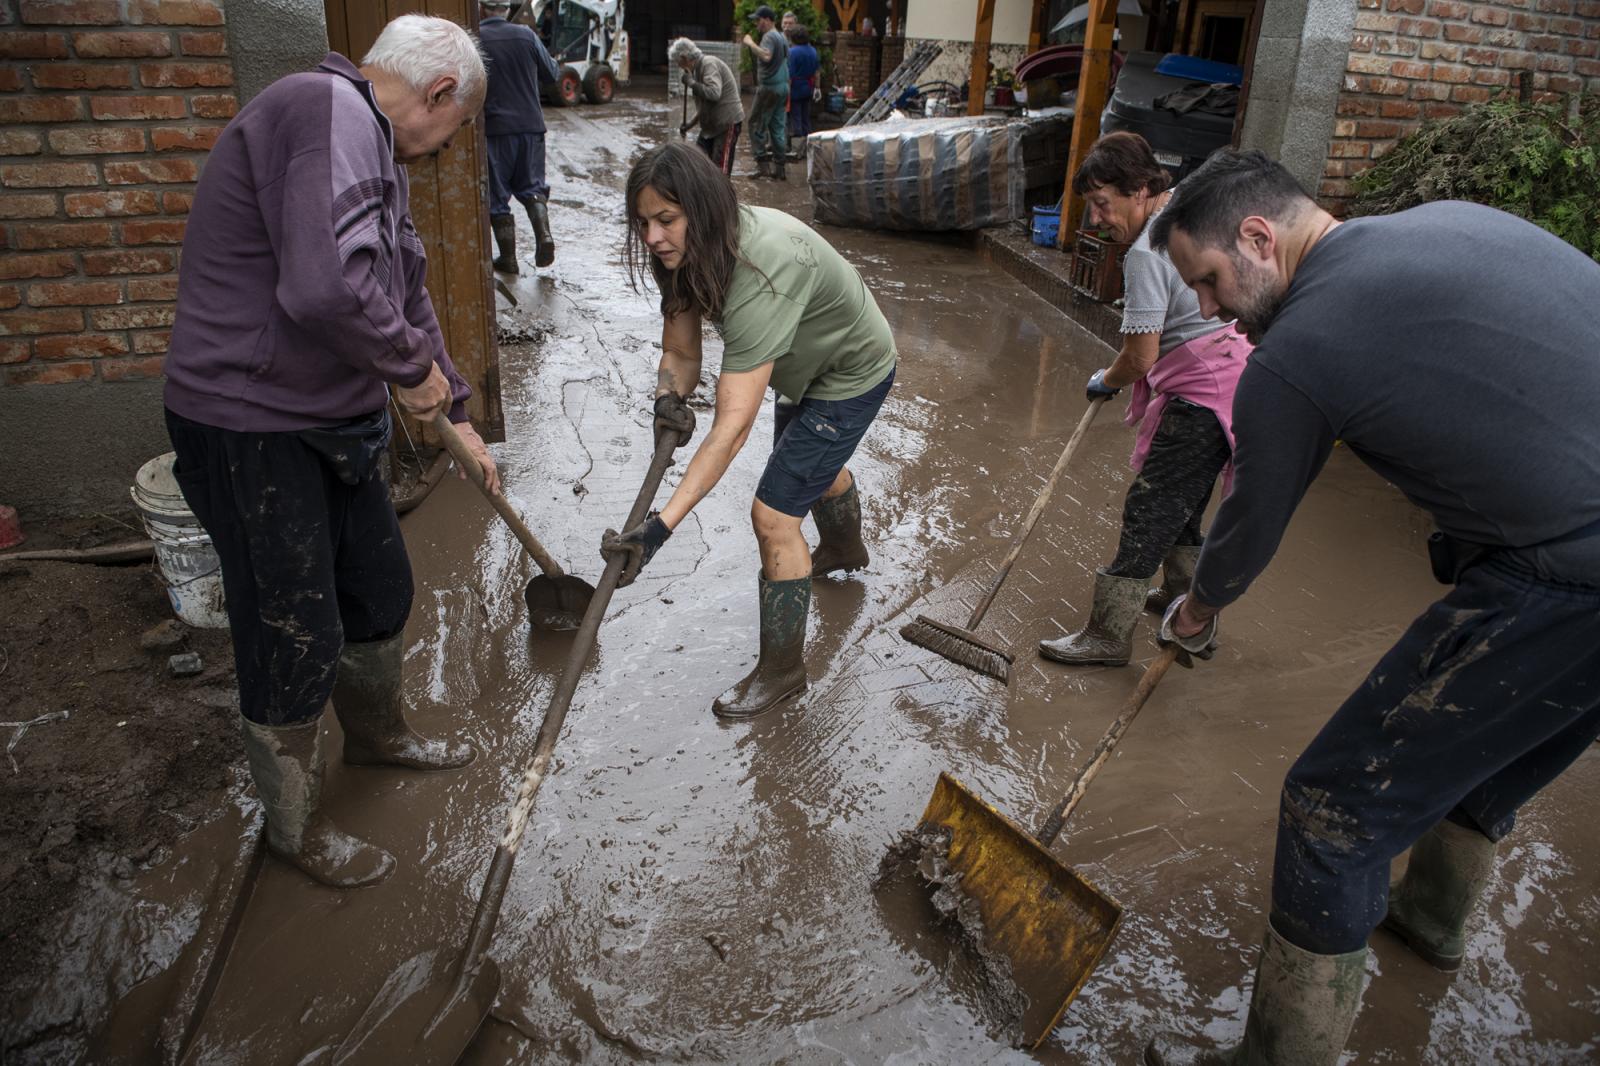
[524,574,595,631]
[917,772,1123,1049]
[332,952,501,1066]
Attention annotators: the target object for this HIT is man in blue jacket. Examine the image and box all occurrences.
[480,0,561,271]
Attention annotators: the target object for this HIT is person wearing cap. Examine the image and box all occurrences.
[479,0,561,272]
[742,4,790,179]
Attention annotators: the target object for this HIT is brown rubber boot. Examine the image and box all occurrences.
[1146,544,1201,615]
[527,199,555,268]
[713,573,810,720]
[490,214,518,275]
[239,715,395,888]
[1144,924,1366,1066]
[1038,569,1147,666]
[1381,818,1497,971]
[810,481,869,578]
[332,633,476,771]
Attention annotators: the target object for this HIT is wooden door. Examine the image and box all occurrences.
[324,0,505,444]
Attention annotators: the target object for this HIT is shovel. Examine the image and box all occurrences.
[907,644,1181,1048]
[332,431,682,1065]
[430,413,595,630]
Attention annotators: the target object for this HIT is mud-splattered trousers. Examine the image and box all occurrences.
[748,79,789,164]
[165,410,414,727]
[1103,397,1231,579]
[1272,554,1600,955]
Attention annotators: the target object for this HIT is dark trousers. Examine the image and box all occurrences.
[165,410,414,726]
[487,131,548,216]
[1105,397,1230,579]
[1271,555,1600,954]
[697,122,741,176]
[789,94,812,140]
[749,85,787,161]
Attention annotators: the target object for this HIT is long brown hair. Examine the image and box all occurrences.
[1071,131,1173,198]
[624,142,744,318]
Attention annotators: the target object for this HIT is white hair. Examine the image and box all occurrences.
[668,37,702,65]
[362,15,488,104]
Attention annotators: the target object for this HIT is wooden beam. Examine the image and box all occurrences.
[1057,0,1117,248]
[967,0,996,116]
[1028,0,1048,52]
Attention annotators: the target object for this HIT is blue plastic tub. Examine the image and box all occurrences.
[1030,206,1061,247]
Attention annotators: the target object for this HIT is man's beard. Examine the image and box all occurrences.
[1225,253,1284,345]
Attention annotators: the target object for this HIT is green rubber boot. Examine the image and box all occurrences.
[1146,544,1202,615]
[1144,923,1367,1066]
[332,633,476,771]
[713,573,810,719]
[810,481,869,578]
[239,715,394,888]
[490,214,518,274]
[1038,569,1148,666]
[1381,818,1497,971]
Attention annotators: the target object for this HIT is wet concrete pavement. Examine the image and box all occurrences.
[30,90,1599,1064]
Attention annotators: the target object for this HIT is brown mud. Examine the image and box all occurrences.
[4,85,1597,1064]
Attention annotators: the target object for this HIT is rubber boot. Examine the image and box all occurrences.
[1381,818,1497,971]
[754,157,772,179]
[713,574,810,719]
[332,633,476,771]
[810,481,869,578]
[1038,569,1147,666]
[1144,923,1366,1066]
[239,715,395,888]
[770,157,787,181]
[1146,544,1201,615]
[490,214,518,275]
[527,199,555,268]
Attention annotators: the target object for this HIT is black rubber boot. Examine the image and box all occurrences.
[332,633,476,771]
[770,157,787,180]
[490,214,518,274]
[1038,569,1147,666]
[1144,924,1366,1066]
[754,157,771,179]
[239,715,395,888]
[810,481,869,578]
[527,199,555,268]
[1381,818,1497,971]
[1146,544,1201,615]
[713,573,810,719]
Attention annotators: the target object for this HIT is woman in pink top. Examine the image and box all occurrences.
[1039,133,1252,667]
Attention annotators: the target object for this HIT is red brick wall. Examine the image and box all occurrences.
[1320,0,1600,214]
[0,0,235,385]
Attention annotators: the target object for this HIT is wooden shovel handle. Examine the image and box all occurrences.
[1035,644,1180,847]
[965,398,1106,629]
[431,413,565,579]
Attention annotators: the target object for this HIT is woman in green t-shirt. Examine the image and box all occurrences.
[601,142,898,720]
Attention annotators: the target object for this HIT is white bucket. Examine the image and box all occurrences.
[131,452,229,629]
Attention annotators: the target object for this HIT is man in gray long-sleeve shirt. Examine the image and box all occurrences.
[670,37,743,176]
[164,16,500,891]
[1140,149,1600,1066]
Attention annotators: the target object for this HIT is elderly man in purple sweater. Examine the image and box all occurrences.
[163,15,498,889]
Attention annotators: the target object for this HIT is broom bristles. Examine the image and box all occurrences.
[900,615,1013,684]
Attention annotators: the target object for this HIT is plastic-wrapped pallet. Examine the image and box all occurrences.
[808,113,1074,231]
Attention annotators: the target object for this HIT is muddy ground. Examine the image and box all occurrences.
[4,87,1597,1064]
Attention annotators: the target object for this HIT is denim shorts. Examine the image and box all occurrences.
[756,367,895,517]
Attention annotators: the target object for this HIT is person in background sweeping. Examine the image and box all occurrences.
[671,38,744,177]
[601,143,896,719]
[1145,149,1600,1065]
[1037,132,1250,668]
[785,24,819,163]
[480,0,560,273]
[163,16,500,889]
[743,5,790,179]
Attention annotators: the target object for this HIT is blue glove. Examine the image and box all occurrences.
[1157,593,1218,669]
[1086,368,1121,403]
[601,511,672,587]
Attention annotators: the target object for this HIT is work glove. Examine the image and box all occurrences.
[1157,593,1218,669]
[653,392,697,450]
[1085,368,1121,404]
[679,123,691,138]
[600,512,672,588]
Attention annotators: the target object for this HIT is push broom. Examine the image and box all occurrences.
[900,397,1106,683]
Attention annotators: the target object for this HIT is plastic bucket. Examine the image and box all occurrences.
[1031,206,1061,247]
[131,452,229,629]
